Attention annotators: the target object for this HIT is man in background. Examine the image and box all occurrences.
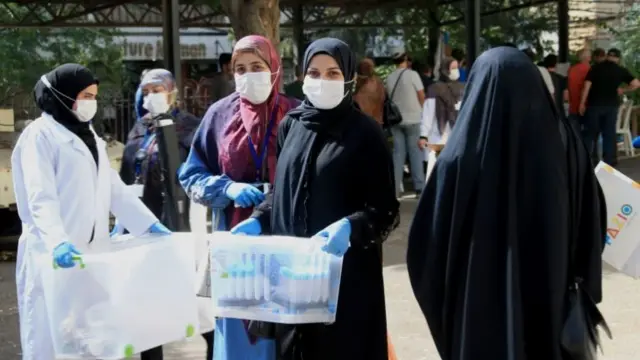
[592,48,606,64]
[386,51,426,197]
[579,48,640,166]
[284,65,304,100]
[412,60,434,91]
[543,54,567,120]
[209,53,234,105]
[566,48,591,132]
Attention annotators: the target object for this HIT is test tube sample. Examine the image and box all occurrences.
[321,254,331,302]
[311,253,323,303]
[264,254,272,302]
[254,254,263,301]
[234,262,244,300]
[245,259,254,301]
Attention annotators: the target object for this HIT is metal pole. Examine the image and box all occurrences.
[465,0,480,66]
[292,3,304,67]
[557,0,569,63]
[162,0,182,93]
[154,116,188,232]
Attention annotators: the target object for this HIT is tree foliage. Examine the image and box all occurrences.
[310,1,559,64]
[219,0,280,45]
[0,5,122,104]
[611,3,640,102]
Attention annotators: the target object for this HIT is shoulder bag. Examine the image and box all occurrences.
[383,69,408,129]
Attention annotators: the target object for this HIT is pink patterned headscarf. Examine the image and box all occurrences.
[228,35,284,162]
[218,36,297,225]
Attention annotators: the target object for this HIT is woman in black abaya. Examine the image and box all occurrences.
[231,37,400,360]
[407,47,607,360]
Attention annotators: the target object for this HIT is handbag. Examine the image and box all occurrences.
[560,111,611,360]
[383,69,408,128]
[561,278,611,360]
[561,230,612,359]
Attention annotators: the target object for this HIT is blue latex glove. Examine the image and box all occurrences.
[149,222,172,235]
[315,218,351,257]
[53,242,82,269]
[633,136,640,149]
[224,182,265,208]
[110,221,124,238]
[230,218,262,235]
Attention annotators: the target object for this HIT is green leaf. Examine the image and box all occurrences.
[0,4,123,105]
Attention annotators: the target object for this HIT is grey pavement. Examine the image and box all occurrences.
[1,159,640,359]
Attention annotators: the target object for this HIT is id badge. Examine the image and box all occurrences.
[129,184,144,198]
[454,101,461,111]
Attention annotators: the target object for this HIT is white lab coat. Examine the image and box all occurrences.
[420,99,451,182]
[12,113,158,360]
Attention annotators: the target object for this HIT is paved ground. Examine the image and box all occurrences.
[1,158,640,359]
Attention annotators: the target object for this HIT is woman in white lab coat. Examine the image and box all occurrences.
[11,63,170,360]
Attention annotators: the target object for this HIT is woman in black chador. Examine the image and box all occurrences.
[407,47,607,360]
[231,37,400,360]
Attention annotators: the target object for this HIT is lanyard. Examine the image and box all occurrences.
[133,110,179,181]
[247,95,279,181]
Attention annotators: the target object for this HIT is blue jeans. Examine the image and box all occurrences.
[391,123,425,194]
[583,106,619,165]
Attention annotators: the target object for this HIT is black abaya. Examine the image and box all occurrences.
[407,47,606,360]
[252,38,400,360]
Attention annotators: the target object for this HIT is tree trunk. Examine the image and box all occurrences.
[220,0,280,46]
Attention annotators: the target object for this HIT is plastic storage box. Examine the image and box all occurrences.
[210,232,344,324]
[39,234,199,359]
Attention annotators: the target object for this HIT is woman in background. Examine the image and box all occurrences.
[353,57,385,125]
[231,37,399,360]
[417,56,464,181]
[178,35,299,360]
[118,69,201,219]
[407,47,606,360]
[115,69,207,360]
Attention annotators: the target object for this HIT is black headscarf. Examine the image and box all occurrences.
[407,47,605,359]
[34,63,100,165]
[287,37,357,134]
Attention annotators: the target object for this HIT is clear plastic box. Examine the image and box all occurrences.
[39,234,199,359]
[210,232,344,324]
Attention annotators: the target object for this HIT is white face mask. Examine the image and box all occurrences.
[235,71,273,104]
[73,100,97,122]
[143,92,170,115]
[40,75,97,122]
[449,69,460,81]
[302,76,349,110]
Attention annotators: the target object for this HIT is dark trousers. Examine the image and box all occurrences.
[582,106,619,166]
[139,331,214,360]
[568,114,582,135]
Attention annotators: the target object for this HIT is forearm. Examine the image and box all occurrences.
[184,173,233,209]
[346,201,400,248]
[179,150,232,209]
[109,170,158,235]
[580,82,592,106]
